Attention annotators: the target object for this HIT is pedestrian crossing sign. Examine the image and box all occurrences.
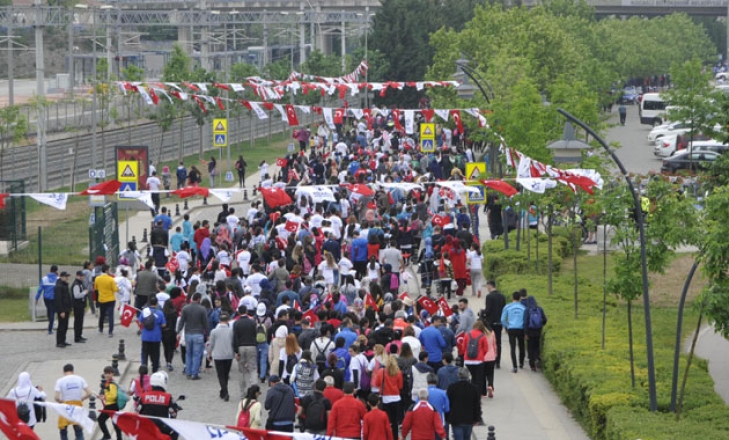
[214,134,228,147]
[117,182,137,200]
[420,139,435,153]
[465,162,487,181]
[420,123,435,138]
[466,184,486,205]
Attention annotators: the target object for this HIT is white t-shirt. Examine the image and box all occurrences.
[147,176,161,191]
[217,250,232,267]
[318,261,336,285]
[247,208,259,225]
[310,214,324,230]
[176,250,191,273]
[240,294,258,312]
[226,215,239,233]
[329,216,343,238]
[55,374,89,402]
[349,353,369,390]
[339,258,354,277]
[402,336,422,359]
[236,250,252,275]
[116,277,132,303]
[246,273,267,297]
[467,250,483,271]
[279,349,303,380]
[335,142,349,156]
[366,262,381,281]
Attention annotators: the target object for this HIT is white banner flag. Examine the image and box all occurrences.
[516,157,533,178]
[39,402,94,433]
[350,108,363,120]
[120,191,155,210]
[230,83,245,92]
[273,104,288,122]
[137,87,154,106]
[517,178,557,194]
[435,181,482,195]
[195,83,208,93]
[299,105,311,114]
[249,102,268,120]
[404,110,415,134]
[28,193,68,210]
[295,186,336,203]
[323,108,335,129]
[159,418,246,440]
[209,189,236,203]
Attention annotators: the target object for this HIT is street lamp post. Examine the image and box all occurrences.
[556,107,658,412]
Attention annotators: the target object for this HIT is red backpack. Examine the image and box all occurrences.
[237,400,254,428]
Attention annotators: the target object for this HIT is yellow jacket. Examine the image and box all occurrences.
[94,273,118,303]
[102,381,118,408]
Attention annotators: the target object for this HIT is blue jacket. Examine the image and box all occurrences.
[36,272,58,301]
[336,327,358,350]
[139,308,166,343]
[438,326,457,354]
[501,302,526,330]
[419,326,447,363]
[322,239,341,261]
[327,347,352,382]
[351,237,369,262]
[437,364,459,391]
[425,385,450,423]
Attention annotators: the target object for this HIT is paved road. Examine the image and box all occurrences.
[606,105,664,175]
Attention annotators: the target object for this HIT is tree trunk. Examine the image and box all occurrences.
[602,222,607,350]
[548,206,553,294]
[178,115,184,162]
[198,124,204,160]
[628,300,636,388]
[670,257,701,412]
[677,304,704,420]
[515,209,521,252]
[157,131,165,166]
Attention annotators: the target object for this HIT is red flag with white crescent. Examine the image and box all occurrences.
[398,292,410,302]
[392,109,404,131]
[120,303,137,328]
[276,157,288,168]
[450,109,464,133]
[363,108,372,129]
[284,220,299,234]
[365,293,379,312]
[0,398,40,440]
[437,296,453,317]
[418,296,439,315]
[334,108,345,125]
[455,331,466,349]
[421,109,434,122]
[109,411,170,440]
[285,104,299,126]
[303,309,318,323]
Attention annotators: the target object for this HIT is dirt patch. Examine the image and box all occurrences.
[649,254,706,307]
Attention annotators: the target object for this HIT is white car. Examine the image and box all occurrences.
[648,122,689,142]
[654,135,679,157]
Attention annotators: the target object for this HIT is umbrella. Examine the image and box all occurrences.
[259,187,293,208]
[172,186,210,198]
[79,180,122,196]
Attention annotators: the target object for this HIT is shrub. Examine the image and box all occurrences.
[483,249,561,280]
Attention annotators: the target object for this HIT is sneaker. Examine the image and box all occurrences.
[56,344,66,348]
[48,331,53,335]
[75,339,86,343]
[109,333,114,338]
[531,366,537,372]
[487,386,494,398]
[512,367,518,373]
[191,376,201,381]
[167,364,174,372]
[63,342,72,347]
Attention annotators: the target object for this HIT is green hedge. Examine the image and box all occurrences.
[482,230,568,280]
[496,271,729,440]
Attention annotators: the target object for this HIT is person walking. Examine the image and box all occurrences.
[235,385,262,429]
[208,156,217,188]
[139,296,166,373]
[419,317,446,372]
[458,321,489,397]
[54,271,73,348]
[35,265,59,335]
[401,388,447,440]
[134,260,162,312]
[208,312,235,401]
[6,372,46,430]
[54,364,92,440]
[176,161,187,189]
[618,105,627,126]
[483,280,506,368]
[446,368,482,440]
[97,366,123,440]
[522,295,548,372]
[363,394,392,440]
[501,291,526,373]
[455,298,475,334]
[146,171,162,216]
[466,243,484,298]
[176,292,210,380]
[425,373,450,439]
[299,379,331,435]
[235,155,247,188]
[94,264,118,338]
[327,381,367,439]
[70,271,88,344]
[290,351,319,398]
[264,375,296,432]
[483,323,497,398]
[161,300,178,372]
[373,355,403,440]
[232,305,258,399]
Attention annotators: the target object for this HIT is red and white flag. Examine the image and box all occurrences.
[0,398,39,440]
[302,309,318,324]
[120,303,137,328]
[398,292,410,302]
[437,296,453,317]
[455,331,466,348]
[334,108,345,125]
[365,293,379,312]
[450,109,464,133]
[276,158,288,168]
[293,300,302,312]
[418,296,439,315]
[107,411,171,440]
[285,104,299,126]
[284,220,299,234]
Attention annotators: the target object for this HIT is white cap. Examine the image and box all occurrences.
[256,303,267,317]
[243,285,252,293]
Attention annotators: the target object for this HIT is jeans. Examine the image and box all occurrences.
[98,404,122,440]
[73,301,85,341]
[98,301,115,335]
[185,333,205,377]
[452,424,473,440]
[507,328,525,369]
[215,358,233,399]
[59,425,84,440]
[467,362,486,396]
[141,340,162,373]
[527,331,542,368]
[43,298,55,333]
[257,342,269,380]
[237,346,258,398]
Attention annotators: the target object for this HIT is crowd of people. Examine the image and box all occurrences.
[29,117,552,440]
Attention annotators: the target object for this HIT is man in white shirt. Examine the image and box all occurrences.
[146,171,162,215]
[247,202,260,225]
[310,207,325,230]
[54,363,93,440]
[245,265,267,298]
[327,213,343,240]
[226,208,240,234]
[240,286,258,311]
[335,141,349,157]
[236,244,252,276]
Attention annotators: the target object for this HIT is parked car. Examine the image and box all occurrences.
[674,132,713,155]
[661,150,720,175]
[690,141,729,155]
[619,87,640,105]
[654,135,678,157]
[648,121,689,142]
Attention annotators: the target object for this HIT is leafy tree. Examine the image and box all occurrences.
[162,45,192,160]
[187,66,219,159]
[229,62,259,82]
[0,106,28,182]
[262,60,291,82]
[121,65,144,144]
[94,58,114,168]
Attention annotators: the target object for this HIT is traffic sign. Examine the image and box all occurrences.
[420,123,435,138]
[117,182,137,200]
[97,169,106,178]
[466,184,486,205]
[288,142,295,153]
[214,134,228,147]
[118,161,138,182]
[420,139,435,153]
[465,162,486,181]
[88,169,97,179]
[213,118,228,134]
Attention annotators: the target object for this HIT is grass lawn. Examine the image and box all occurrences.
[0,132,292,265]
[0,288,32,322]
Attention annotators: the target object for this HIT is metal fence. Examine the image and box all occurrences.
[89,203,120,268]
[0,180,26,252]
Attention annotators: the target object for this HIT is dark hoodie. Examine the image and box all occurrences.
[437,364,459,391]
[264,382,296,424]
[522,296,547,336]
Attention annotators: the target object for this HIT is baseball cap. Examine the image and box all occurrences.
[75,270,84,277]
[59,271,71,277]
[269,374,281,383]
[256,303,267,317]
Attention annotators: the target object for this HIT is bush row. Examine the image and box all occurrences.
[482,228,574,280]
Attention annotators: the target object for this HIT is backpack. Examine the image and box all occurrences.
[14,390,31,424]
[285,353,299,374]
[304,396,327,431]
[528,307,543,330]
[256,322,267,344]
[314,339,333,373]
[358,357,372,391]
[115,384,129,409]
[237,400,255,428]
[334,354,347,373]
[467,333,484,359]
[389,273,399,291]
[143,310,157,331]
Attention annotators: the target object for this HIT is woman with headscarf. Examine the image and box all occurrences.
[417,237,436,290]
[450,239,468,297]
[6,372,46,429]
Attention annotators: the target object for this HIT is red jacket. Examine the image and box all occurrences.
[323,387,344,406]
[458,329,489,362]
[363,408,393,440]
[327,395,366,438]
[402,401,446,440]
[372,369,403,398]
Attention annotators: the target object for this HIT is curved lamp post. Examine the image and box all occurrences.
[556,107,658,412]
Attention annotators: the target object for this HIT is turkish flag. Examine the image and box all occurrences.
[363,108,372,129]
[259,188,293,209]
[237,428,291,440]
[293,300,302,312]
[303,308,318,324]
[437,296,453,317]
[276,158,288,167]
[343,184,375,197]
[0,194,7,210]
[480,180,518,198]
[365,293,379,312]
[450,109,464,133]
[285,104,299,126]
[398,292,410,302]
[421,109,434,122]
[560,175,597,195]
[172,186,210,198]
[284,220,299,234]
[0,398,39,440]
[392,109,404,131]
[432,214,451,227]
[120,303,137,328]
[334,108,345,125]
[418,296,439,315]
[455,331,466,350]
[215,97,225,111]
[108,411,171,440]
[80,180,122,196]
[269,212,281,224]
[148,88,159,105]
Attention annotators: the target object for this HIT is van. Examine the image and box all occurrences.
[639,93,666,126]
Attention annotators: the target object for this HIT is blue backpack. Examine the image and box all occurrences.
[528,307,543,330]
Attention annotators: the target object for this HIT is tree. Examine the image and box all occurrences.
[121,64,144,144]
[0,106,28,182]
[161,45,192,161]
